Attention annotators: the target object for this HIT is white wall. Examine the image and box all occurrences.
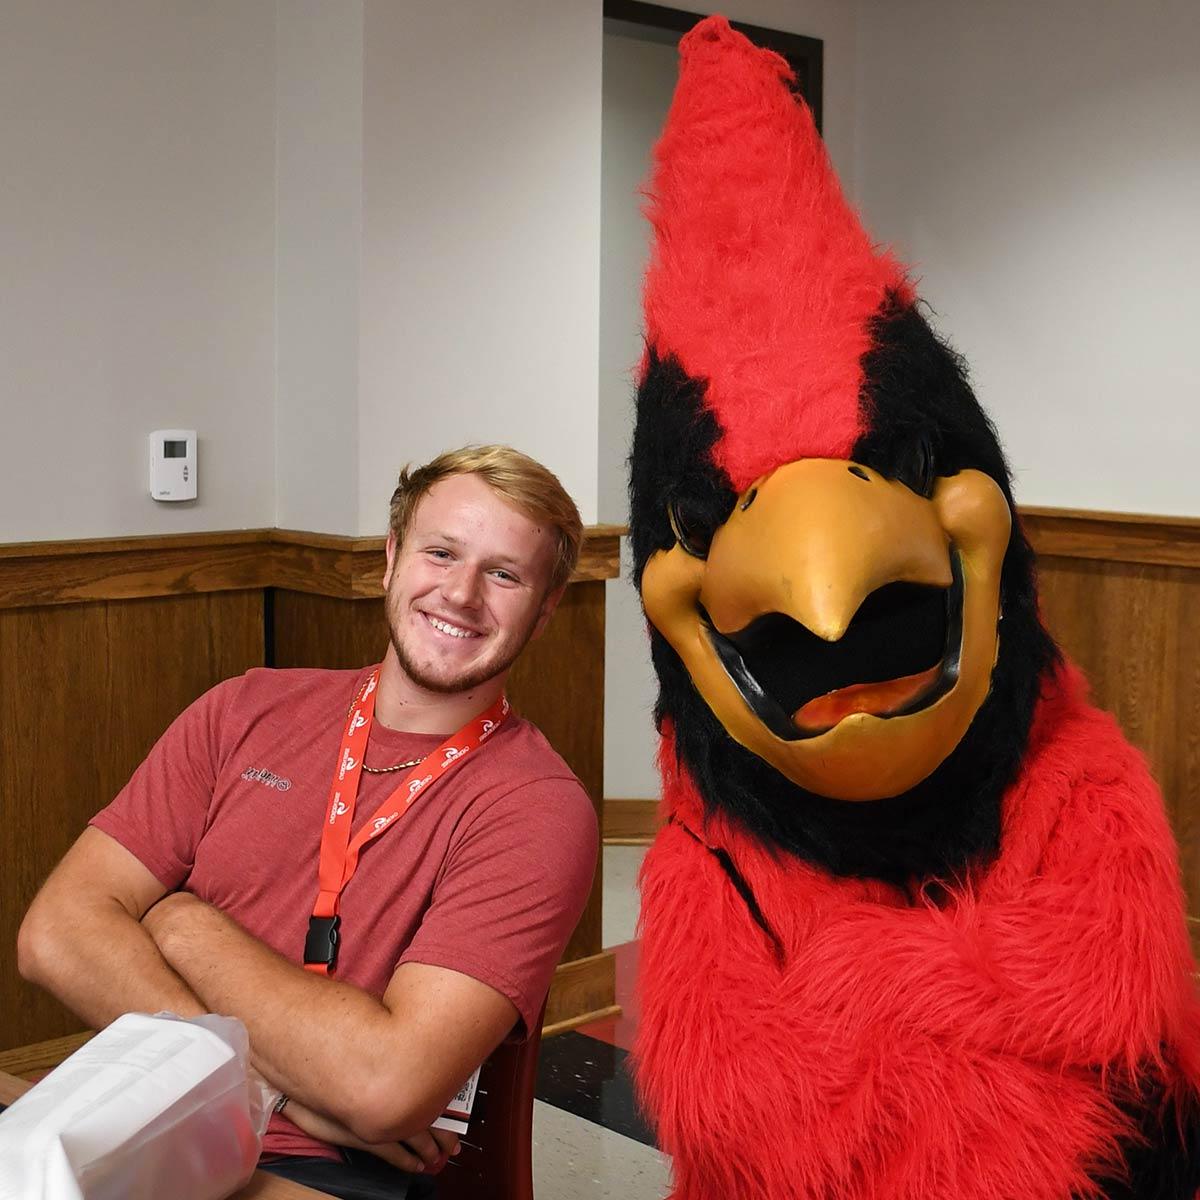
[599,30,676,801]
[275,0,363,535]
[599,3,858,799]
[855,0,1200,516]
[0,0,277,542]
[0,0,605,544]
[356,0,603,535]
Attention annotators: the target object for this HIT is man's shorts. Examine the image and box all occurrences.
[258,1148,439,1199]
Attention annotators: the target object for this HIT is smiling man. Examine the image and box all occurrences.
[17,445,598,1200]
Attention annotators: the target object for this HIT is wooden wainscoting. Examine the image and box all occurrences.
[0,526,622,1053]
[0,590,264,1049]
[602,799,659,845]
[1023,508,1200,924]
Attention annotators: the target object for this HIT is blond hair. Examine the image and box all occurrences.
[389,445,583,591]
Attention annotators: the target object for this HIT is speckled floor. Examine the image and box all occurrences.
[602,844,647,947]
[532,845,672,1198]
[533,1098,669,1199]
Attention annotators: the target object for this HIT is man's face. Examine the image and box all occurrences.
[382,473,562,695]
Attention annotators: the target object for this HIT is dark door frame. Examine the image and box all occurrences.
[603,0,824,132]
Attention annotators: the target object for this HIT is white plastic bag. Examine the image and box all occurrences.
[0,1012,277,1200]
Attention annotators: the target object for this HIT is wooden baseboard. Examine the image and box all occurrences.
[603,798,659,844]
[545,949,617,1033]
[542,1005,623,1039]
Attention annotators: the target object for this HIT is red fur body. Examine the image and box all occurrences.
[636,666,1200,1199]
[641,18,911,491]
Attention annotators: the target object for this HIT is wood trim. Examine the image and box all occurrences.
[11,503,1200,610]
[603,798,659,844]
[269,525,624,595]
[544,950,617,1033]
[0,526,625,610]
[0,1070,28,1107]
[0,528,272,560]
[0,1032,94,1081]
[1022,507,1200,570]
[541,1006,624,1039]
[0,535,271,609]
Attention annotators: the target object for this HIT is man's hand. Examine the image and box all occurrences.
[282,1100,460,1175]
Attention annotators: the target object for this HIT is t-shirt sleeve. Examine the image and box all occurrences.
[398,775,599,1038]
[89,676,242,890]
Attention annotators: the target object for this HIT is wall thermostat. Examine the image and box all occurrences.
[149,429,197,501]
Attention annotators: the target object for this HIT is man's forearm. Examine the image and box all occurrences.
[17,894,205,1030]
[145,896,405,1135]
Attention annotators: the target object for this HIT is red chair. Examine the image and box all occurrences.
[435,1002,547,1200]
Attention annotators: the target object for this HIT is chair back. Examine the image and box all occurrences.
[435,1002,546,1200]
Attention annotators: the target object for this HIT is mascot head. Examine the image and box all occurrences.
[629,16,1059,881]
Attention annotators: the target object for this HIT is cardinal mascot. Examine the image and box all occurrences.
[629,16,1200,1200]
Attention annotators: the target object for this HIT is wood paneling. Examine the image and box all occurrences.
[1036,555,1200,918]
[507,582,606,962]
[0,531,271,609]
[1023,507,1200,570]
[270,591,388,670]
[543,951,619,1036]
[0,1032,93,1080]
[603,799,659,845]
[0,1070,27,1107]
[0,592,264,1051]
[564,526,624,583]
[0,527,624,609]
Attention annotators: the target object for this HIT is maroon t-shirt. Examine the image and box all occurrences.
[90,666,597,1161]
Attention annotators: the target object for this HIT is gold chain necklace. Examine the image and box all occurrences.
[361,755,427,776]
[345,692,429,776]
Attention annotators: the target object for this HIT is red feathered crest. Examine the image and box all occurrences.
[642,16,912,492]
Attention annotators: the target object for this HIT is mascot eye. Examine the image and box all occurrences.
[668,497,716,559]
[897,434,936,498]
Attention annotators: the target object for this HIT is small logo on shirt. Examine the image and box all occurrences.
[241,766,292,792]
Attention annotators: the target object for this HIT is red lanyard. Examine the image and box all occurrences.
[303,667,509,975]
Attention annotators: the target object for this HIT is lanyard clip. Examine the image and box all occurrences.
[304,914,341,972]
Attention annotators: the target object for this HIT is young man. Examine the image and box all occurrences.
[17,445,599,1199]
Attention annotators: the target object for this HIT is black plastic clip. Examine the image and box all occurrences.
[304,914,341,971]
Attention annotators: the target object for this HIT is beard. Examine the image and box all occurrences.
[386,594,544,696]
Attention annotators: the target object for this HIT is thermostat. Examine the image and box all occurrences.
[149,429,197,501]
